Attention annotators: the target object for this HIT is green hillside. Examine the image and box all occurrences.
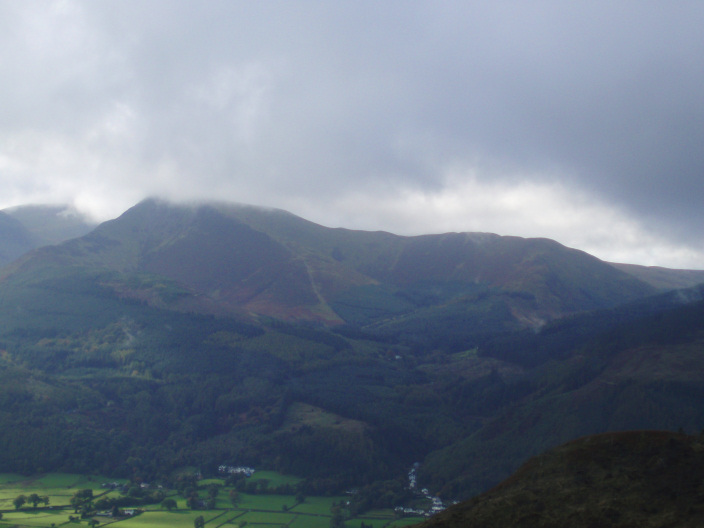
[0,211,36,267]
[420,289,704,498]
[0,198,702,504]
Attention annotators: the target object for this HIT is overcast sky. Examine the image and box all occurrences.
[1,1,703,268]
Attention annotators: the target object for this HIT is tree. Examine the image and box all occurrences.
[28,493,41,508]
[208,484,220,498]
[70,495,83,513]
[161,498,178,510]
[42,495,50,507]
[88,520,99,528]
[194,515,205,528]
[257,479,270,492]
[127,485,142,498]
[229,489,240,507]
[330,511,344,528]
[13,494,26,510]
[70,489,94,513]
[76,489,94,500]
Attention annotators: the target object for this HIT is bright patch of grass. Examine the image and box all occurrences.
[1,510,75,527]
[289,514,331,528]
[239,510,295,524]
[290,495,344,515]
[237,493,294,510]
[112,510,221,528]
[197,478,224,487]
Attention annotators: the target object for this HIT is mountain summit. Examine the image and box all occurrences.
[3,198,656,332]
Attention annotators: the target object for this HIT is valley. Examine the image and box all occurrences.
[0,199,703,517]
[0,470,426,528]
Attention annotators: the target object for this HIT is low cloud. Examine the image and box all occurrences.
[1,1,702,268]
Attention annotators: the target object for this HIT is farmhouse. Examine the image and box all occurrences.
[218,464,255,477]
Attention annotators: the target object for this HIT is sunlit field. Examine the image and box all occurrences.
[0,472,426,528]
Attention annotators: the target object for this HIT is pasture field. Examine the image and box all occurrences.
[289,515,330,528]
[115,510,222,528]
[1,510,76,527]
[0,472,428,528]
[290,495,347,515]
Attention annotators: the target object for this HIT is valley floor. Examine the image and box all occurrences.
[0,472,425,528]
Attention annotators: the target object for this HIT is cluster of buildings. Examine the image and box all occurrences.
[217,465,256,477]
[399,464,446,517]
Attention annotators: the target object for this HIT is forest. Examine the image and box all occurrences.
[1,272,703,500]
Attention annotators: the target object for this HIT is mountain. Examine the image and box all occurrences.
[0,204,97,267]
[2,203,97,246]
[416,430,704,528]
[611,262,704,291]
[419,286,704,497]
[0,197,702,501]
[2,198,656,337]
[0,211,36,267]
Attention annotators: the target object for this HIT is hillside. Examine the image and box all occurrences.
[0,211,36,266]
[611,262,704,291]
[0,204,97,267]
[2,203,96,246]
[1,198,656,336]
[416,430,704,528]
[419,287,704,497]
[0,198,703,501]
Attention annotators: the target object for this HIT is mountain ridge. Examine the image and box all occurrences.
[2,203,96,244]
[1,198,659,330]
[1,198,703,501]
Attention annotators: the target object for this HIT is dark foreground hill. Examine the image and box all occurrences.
[416,430,704,528]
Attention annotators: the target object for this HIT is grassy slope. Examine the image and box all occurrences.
[420,295,704,498]
[1,198,703,502]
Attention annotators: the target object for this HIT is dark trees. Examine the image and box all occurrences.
[13,494,26,510]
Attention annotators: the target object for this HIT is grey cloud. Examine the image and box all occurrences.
[1,1,703,264]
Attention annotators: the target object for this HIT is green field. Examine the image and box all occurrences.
[0,472,427,528]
